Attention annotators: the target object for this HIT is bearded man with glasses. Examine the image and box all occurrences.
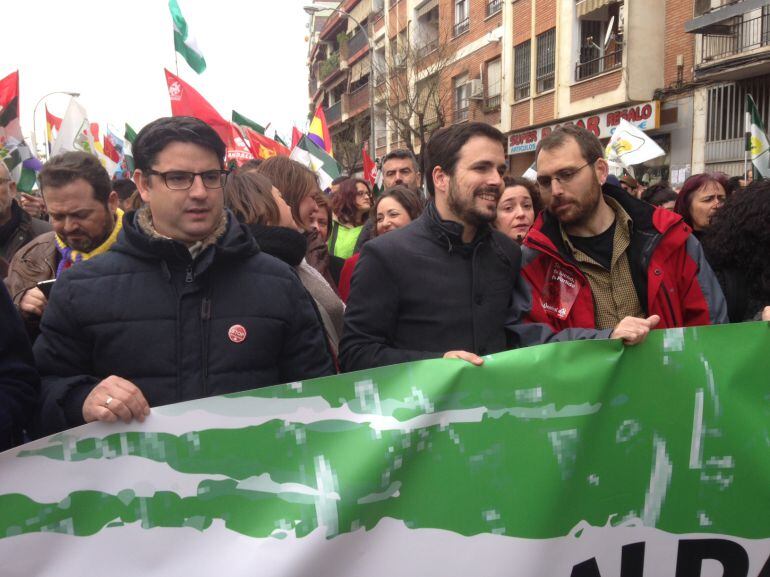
[34,116,335,435]
[521,124,727,334]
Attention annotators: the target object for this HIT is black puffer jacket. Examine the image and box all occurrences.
[0,282,39,450]
[340,201,521,371]
[34,210,335,434]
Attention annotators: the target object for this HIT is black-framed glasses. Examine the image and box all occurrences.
[536,160,596,190]
[146,169,229,190]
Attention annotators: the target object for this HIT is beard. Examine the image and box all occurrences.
[550,174,603,227]
[447,177,500,228]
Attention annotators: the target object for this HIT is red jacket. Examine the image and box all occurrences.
[521,185,728,331]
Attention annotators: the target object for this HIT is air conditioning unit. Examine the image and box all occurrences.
[468,78,484,100]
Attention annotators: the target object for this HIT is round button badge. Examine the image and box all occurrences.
[228,324,247,343]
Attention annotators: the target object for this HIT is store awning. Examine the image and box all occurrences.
[685,0,770,33]
[576,0,613,18]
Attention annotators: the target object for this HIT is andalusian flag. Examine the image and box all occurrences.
[746,94,770,180]
[232,110,266,135]
[169,0,206,74]
[123,123,137,174]
[290,135,341,191]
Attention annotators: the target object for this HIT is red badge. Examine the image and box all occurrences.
[228,324,247,343]
[541,262,581,320]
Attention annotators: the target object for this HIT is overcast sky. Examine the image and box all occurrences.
[5,0,312,145]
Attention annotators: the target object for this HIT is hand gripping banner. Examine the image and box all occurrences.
[1,323,769,576]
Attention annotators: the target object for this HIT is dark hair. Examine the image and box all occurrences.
[381,149,420,173]
[424,122,505,196]
[224,171,279,225]
[315,192,333,240]
[536,124,604,165]
[331,175,350,186]
[132,116,226,172]
[674,172,728,228]
[372,185,425,237]
[126,189,144,211]
[112,178,137,201]
[332,178,371,226]
[253,156,319,225]
[39,151,112,205]
[502,175,544,215]
[641,181,678,207]
[725,175,744,196]
[702,180,770,302]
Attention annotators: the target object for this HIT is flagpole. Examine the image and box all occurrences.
[745,94,750,182]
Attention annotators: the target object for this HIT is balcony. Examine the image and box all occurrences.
[416,38,438,59]
[319,52,341,82]
[347,27,369,59]
[453,17,470,37]
[484,94,501,110]
[454,106,469,123]
[700,14,770,62]
[687,0,768,33]
[486,0,502,17]
[575,43,624,81]
[326,101,342,125]
[347,83,371,116]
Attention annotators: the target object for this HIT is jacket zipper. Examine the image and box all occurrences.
[200,297,211,393]
[185,265,194,283]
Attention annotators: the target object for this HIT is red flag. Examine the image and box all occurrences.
[362,143,377,188]
[164,68,230,145]
[0,70,21,140]
[244,127,290,160]
[291,127,303,150]
[226,122,254,167]
[103,133,121,164]
[90,123,100,141]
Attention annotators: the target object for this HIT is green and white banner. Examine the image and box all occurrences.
[1,323,769,576]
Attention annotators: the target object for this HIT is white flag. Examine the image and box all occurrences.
[605,119,665,167]
[51,98,95,157]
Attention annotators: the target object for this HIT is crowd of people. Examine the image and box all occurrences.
[1,116,768,452]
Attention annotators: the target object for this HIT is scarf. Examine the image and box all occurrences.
[55,208,124,278]
[135,205,228,259]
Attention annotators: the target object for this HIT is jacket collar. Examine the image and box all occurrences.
[422,200,492,253]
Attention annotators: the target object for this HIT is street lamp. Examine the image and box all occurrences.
[304,4,376,163]
[32,91,80,160]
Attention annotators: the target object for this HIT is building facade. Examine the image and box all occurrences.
[307,0,770,182]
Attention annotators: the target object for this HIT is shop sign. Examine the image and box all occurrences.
[508,101,660,155]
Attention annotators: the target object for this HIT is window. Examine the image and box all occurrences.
[514,41,531,100]
[454,73,470,123]
[485,59,502,109]
[575,4,623,81]
[536,29,555,93]
[486,0,502,17]
[454,0,469,36]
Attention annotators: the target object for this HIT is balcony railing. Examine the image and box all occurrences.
[486,0,502,17]
[416,38,439,59]
[701,15,770,62]
[326,101,342,125]
[349,83,370,113]
[484,94,501,110]
[348,27,369,58]
[319,52,340,82]
[575,42,623,81]
[453,17,470,37]
[454,106,469,123]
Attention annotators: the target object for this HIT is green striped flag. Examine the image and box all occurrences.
[274,132,288,147]
[169,0,206,74]
[232,110,266,135]
[0,323,768,575]
[123,123,137,173]
[746,94,770,180]
[290,135,342,191]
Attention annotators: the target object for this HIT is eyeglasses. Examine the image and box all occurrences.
[146,169,229,190]
[356,190,372,199]
[536,160,595,190]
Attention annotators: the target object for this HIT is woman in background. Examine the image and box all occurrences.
[494,176,543,245]
[338,186,424,302]
[674,173,728,238]
[328,178,372,260]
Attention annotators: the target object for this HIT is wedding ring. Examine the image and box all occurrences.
[105,396,113,407]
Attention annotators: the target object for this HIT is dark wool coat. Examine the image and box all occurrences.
[34,210,335,434]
